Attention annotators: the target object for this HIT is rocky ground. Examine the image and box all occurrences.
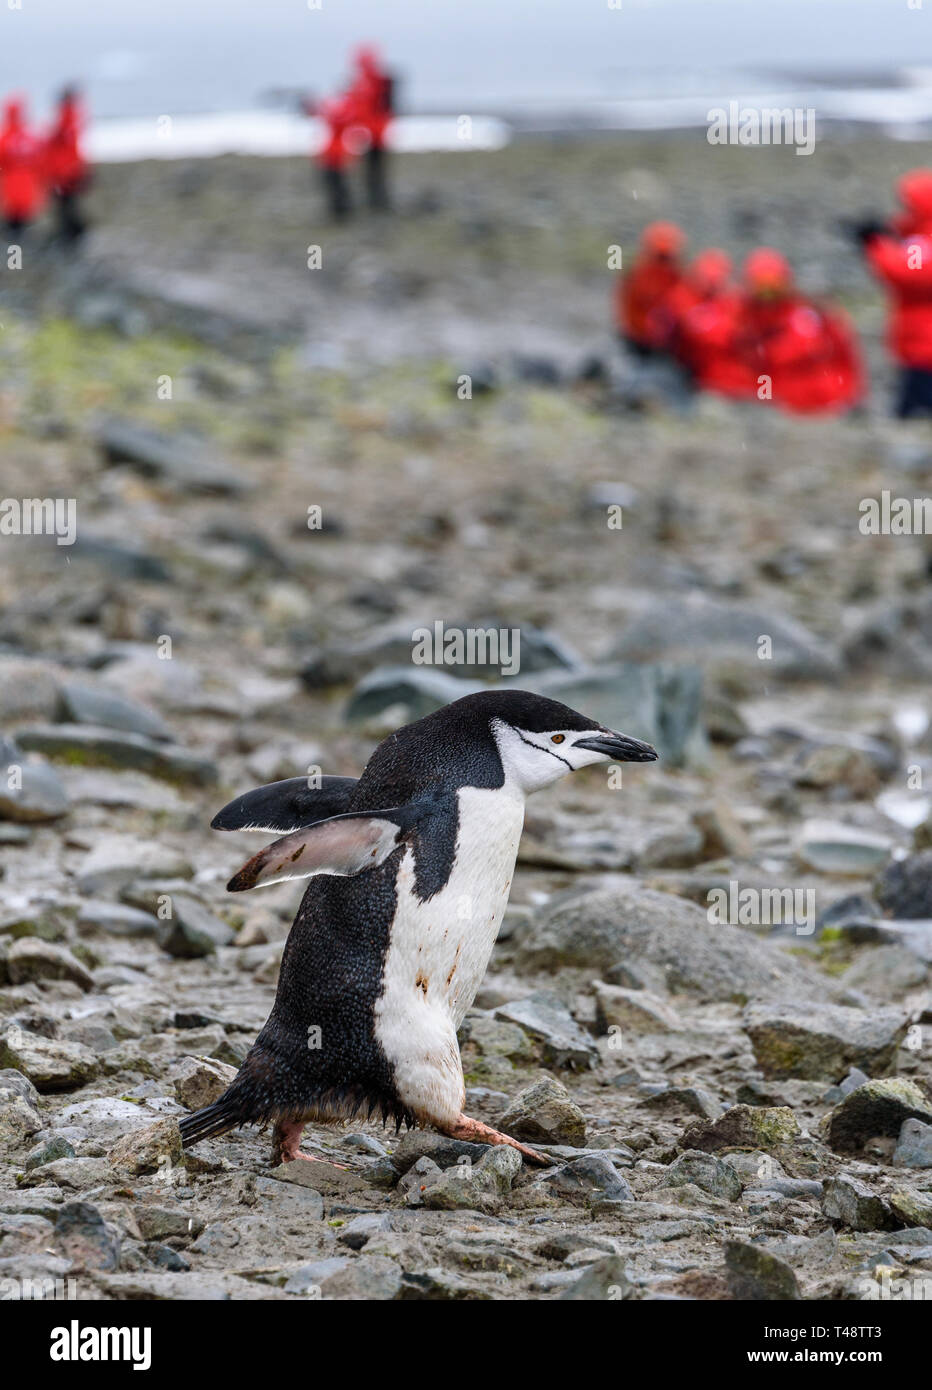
[1,134,932,1302]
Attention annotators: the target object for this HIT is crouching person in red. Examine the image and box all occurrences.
[45,87,89,243]
[738,248,864,414]
[665,249,756,399]
[0,96,45,236]
[615,221,687,358]
[857,170,932,418]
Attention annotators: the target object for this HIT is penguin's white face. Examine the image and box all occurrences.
[490,718,657,795]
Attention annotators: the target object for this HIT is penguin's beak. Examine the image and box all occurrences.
[574,730,659,762]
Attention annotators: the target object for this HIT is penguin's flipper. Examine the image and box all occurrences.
[210,775,358,833]
[224,798,434,892]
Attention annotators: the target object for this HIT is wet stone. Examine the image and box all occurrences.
[494,993,599,1070]
[893,1118,932,1169]
[664,1149,743,1201]
[743,1000,908,1081]
[499,1076,587,1146]
[821,1079,932,1154]
[724,1240,801,1300]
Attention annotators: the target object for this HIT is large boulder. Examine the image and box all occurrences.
[613,593,840,681]
[515,877,825,1003]
[743,1001,908,1081]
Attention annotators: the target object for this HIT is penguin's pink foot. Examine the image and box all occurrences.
[271,1119,346,1168]
[440,1113,553,1166]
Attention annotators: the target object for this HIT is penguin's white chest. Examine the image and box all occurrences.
[373,785,524,1123]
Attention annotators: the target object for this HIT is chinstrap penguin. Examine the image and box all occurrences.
[179,690,657,1167]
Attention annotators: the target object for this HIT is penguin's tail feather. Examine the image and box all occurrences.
[178,1092,247,1148]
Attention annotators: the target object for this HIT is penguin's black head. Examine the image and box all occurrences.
[440,689,658,794]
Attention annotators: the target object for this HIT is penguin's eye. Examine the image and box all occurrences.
[550,734,565,744]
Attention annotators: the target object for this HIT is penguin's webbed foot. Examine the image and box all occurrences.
[271,1119,347,1168]
[441,1113,554,1166]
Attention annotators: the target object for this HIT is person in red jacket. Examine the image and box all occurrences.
[0,96,45,235]
[667,250,755,398]
[45,87,89,243]
[856,170,932,417]
[313,93,357,221]
[348,45,394,212]
[615,221,686,357]
[735,248,864,414]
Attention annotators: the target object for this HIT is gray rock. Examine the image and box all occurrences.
[0,1091,42,1145]
[819,893,883,931]
[71,535,173,583]
[418,1145,523,1212]
[16,725,217,786]
[57,1097,157,1138]
[796,820,893,876]
[389,1132,490,1174]
[303,618,578,688]
[893,1118,932,1169]
[76,836,194,895]
[821,1067,871,1105]
[134,1206,201,1241]
[398,1156,443,1205]
[20,1157,112,1189]
[644,1086,723,1120]
[822,1078,932,1153]
[0,1068,40,1108]
[336,1214,393,1250]
[54,1201,121,1271]
[108,1117,184,1176]
[876,852,932,920]
[494,993,599,1070]
[297,1254,402,1300]
[840,946,928,998]
[683,1105,801,1153]
[498,1075,587,1145]
[541,1155,634,1204]
[664,1150,742,1201]
[6,939,94,992]
[745,1177,823,1199]
[559,1254,638,1300]
[593,981,684,1034]
[822,1176,898,1232]
[724,1239,801,1300]
[23,1134,74,1167]
[518,877,823,1002]
[0,757,69,823]
[76,901,160,938]
[171,1055,237,1109]
[156,896,234,957]
[614,593,839,680]
[0,659,62,723]
[743,1000,908,1081]
[399,1266,494,1300]
[96,417,248,497]
[345,666,483,726]
[0,1027,97,1092]
[59,683,172,742]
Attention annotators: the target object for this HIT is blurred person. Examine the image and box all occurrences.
[855,170,932,418]
[311,93,357,221]
[736,248,864,414]
[348,45,395,212]
[45,87,89,243]
[615,221,686,357]
[0,96,45,236]
[666,249,755,398]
